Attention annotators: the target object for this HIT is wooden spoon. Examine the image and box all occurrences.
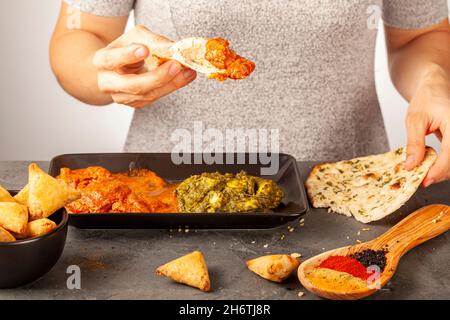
[298,204,450,300]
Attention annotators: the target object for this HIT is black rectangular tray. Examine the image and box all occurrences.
[48,153,309,229]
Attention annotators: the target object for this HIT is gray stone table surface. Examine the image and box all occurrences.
[0,161,449,300]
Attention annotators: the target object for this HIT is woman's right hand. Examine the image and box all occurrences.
[93,25,196,108]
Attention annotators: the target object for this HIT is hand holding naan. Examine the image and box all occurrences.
[93,25,196,109]
[405,65,450,187]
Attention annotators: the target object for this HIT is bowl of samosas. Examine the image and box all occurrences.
[0,163,80,288]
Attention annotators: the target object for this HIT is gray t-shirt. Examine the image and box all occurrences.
[65,0,448,161]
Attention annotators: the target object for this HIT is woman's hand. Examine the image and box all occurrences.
[93,25,196,108]
[404,64,450,187]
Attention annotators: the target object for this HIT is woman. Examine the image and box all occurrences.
[50,0,450,186]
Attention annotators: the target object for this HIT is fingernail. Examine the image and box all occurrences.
[423,179,434,188]
[182,69,196,79]
[169,62,182,76]
[134,47,147,58]
[405,155,415,168]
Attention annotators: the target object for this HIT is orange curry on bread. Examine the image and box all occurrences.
[205,38,256,81]
[57,167,178,213]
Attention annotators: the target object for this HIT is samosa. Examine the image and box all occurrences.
[0,202,28,234]
[13,184,29,206]
[27,164,80,220]
[0,226,15,242]
[156,251,211,292]
[246,254,300,283]
[26,218,57,238]
[0,185,15,203]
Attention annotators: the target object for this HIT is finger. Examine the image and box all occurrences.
[141,68,197,104]
[98,60,185,95]
[93,44,149,70]
[114,68,197,109]
[423,131,450,187]
[404,112,427,170]
[111,93,143,106]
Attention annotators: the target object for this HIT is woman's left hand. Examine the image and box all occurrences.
[404,64,450,187]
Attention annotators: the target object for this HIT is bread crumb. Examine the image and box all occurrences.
[299,218,305,224]
[263,244,269,248]
[346,236,350,240]
[291,253,301,258]
[356,240,362,244]
[251,241,256,244]
[362,228,370,231]
[280,234,285,240]
[298,291,305,297]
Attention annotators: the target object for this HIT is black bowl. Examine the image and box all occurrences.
[0,207,68,288]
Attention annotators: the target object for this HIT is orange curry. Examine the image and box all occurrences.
[205,38,256,81]
[57,166,178,213]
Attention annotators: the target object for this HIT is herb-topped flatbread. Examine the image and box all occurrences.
[305,147,437,223]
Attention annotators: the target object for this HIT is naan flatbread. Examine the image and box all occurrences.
[246,254,300,283]
[156,251,211,292]
[0,185,15,203]
[0,202,28,234]
[28,163,81,220]
[306,147,437,223]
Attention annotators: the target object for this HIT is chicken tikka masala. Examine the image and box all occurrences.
[204,38,255,81]
[57,166,178,213]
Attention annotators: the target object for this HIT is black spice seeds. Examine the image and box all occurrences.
[351,249,387,271]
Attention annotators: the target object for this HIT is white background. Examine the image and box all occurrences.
[0,0,448,161]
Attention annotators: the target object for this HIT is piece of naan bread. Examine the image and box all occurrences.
[0,202,28,234]
[246,254,300,283]
[145,37,224,75]
[306,147,437,223]
[28,163,81,220]
[156,251,211,292]
[0,185,15,203]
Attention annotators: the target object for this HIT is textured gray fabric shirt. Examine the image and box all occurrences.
[65,0,448,161]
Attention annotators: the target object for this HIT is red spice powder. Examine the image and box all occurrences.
[318,256,369,280]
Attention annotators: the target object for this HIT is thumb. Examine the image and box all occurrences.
[405,113,427,170]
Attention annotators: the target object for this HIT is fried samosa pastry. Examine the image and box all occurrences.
[0,185,15,203]
[0,226,15,242]
[156,251,211,292]
[28,164,81,220]
[13,183,29,206]
[0,202,28,234]
[246,254,300,283]
[26,218,57,238]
